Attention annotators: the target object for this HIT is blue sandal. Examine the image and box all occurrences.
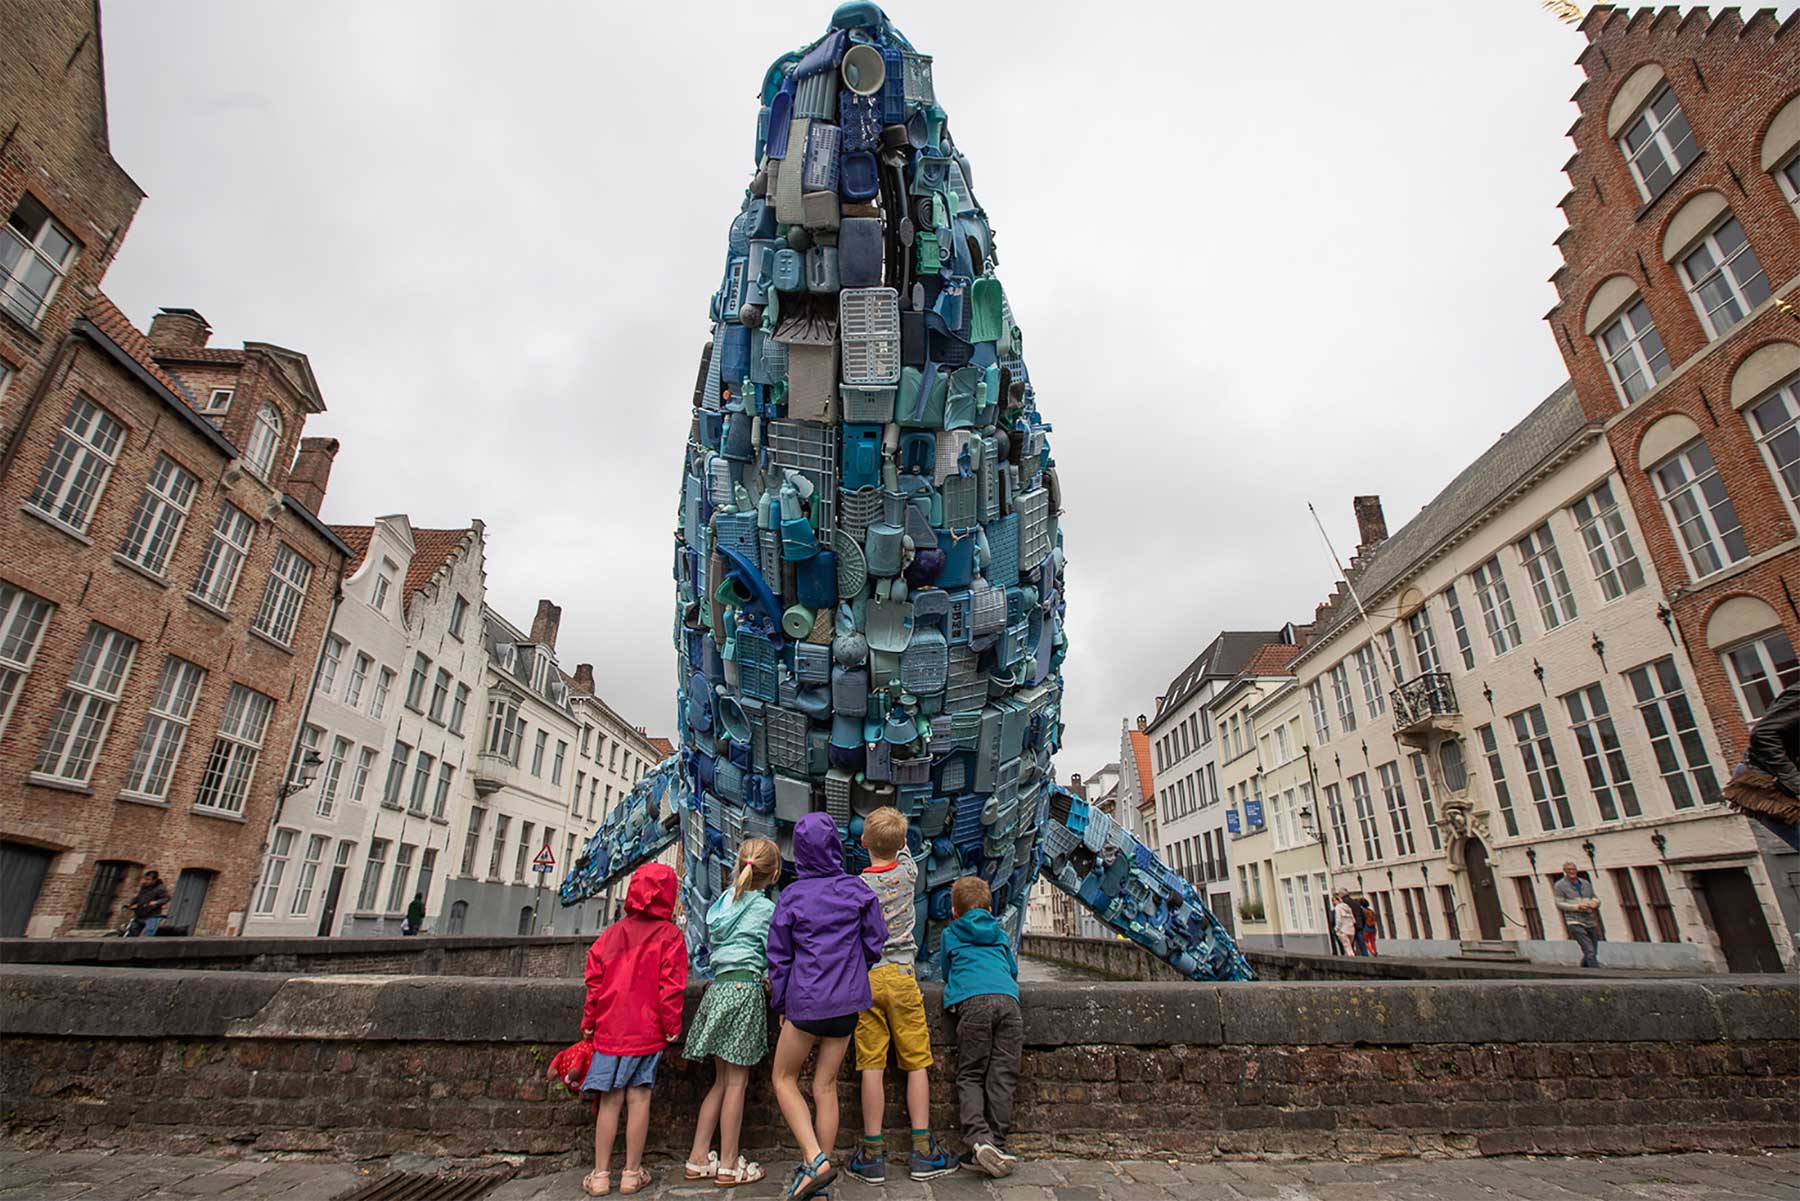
[786,1152,836,1201]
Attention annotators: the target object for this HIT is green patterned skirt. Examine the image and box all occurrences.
[685,976,770,1067]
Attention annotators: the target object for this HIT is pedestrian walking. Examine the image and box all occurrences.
[1332,891,1358,957]
[126,870,170,938]
[403,893,425,936]
[1354,894,1378,956]
[1552,862,1603,968]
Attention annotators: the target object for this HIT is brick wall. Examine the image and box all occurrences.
[0,934,592,978]
[2,967,1793,1164]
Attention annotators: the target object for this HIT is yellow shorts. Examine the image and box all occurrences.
[855,963,934,1072]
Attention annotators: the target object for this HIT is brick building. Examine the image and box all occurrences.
[0,1,350,936]
[1549,7,1800,762]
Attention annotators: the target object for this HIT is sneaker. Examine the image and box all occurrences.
[957,1150,978,1172]
[909,1140,958,1181]
[993,1143,1019,1166]
[973,1142,1012,1178]
[845,1149,886,1185]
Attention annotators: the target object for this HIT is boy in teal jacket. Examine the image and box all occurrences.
[940,876,1021,1178]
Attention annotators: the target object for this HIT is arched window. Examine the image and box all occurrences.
[1641,417,1748,581]
[1761,92,1800,213]
[1707,596,1799,722]
[447,899,468,934]
[1732,343,1800,519]
[244,404,282,477]
[1586,276,1668,406]
[1609,66,1698,202]
[1664,192,1771,340]
[518,905,535,936]
[1437,738,1468,794]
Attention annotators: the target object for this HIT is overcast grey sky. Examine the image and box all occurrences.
[99,1,1623,776]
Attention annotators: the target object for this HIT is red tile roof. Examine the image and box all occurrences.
[329,524,473,602]
[1239,642,1303,677]
[85,293,198,406]
[1128,728,1154,805]
[646,737,676,759]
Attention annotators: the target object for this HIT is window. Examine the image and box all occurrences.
[1376,762,1416,857]
[194,685,274,814]
[450,595,469,639]
[255,829,296,914]
[1651,440,1747,579]
[0,583,53,740]
[1563,683,1641,821]
[121,656,205,800]
[1626,657,1718,810]
[531,729,548,776]
[201,388,234,417]
[587,776,599,820]
[192,505,256,610]
[1780,152,1800,210]
[344,652,371,708]
[1442,586,1476,669]
[381,740,413,809]
[348,746,377,804]
[371,567,394,614]
[1476,723,1521,838]
[34,623,138,784]
[1509,704,1574,832]
[290,835,327,916]
[1382,627,1404,679]
[1406,610,1440,677]
[1570,482,1646,601]
[416,849,438,911]
[2,194,77,325]
[76,860,130,929]
[1305,680,1331,743]
[405,652,430,712]
[371,668,394,719]
[1518,523,1577,631]
[574,770,586,815]
[1353,643,1386,720]
[428,668,451,723]
[1514,877,1544,941]
[1438,738,1469,792]
[118,456,198,576]
[29,396,124,533]
[316,736,351,818]
[449,683,470,735]
[314,639,348,700]
[1619,84,1698,200]
[251,545,312,646]
[1328,662,1357,733]
[1408,753,1442,851]
[407,752,435,815]
[487,815,510,879]
[486,696,520,761]
[1609,868,1651,942]
[580,725,592,757]
[1470,557,1521,655]
[515,821,535,883]
[385,844,416,912]
[432,760,454,819]
[1723,630,1800,722]
[552,739,567,785]
[356,840,390,911]
[1637,866,1680,941]
[461,807,486,876]
[1400,886,1419,940]
[1347,772,1382,862]
[1596,300,1670,406]
[1679,216,1770,338]
[244,404,283,477]
[1322,784,1351,869]
[1748,378,1800,515]
[1272,724,1291,764]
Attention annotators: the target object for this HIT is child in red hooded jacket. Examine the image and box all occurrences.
[578,862,688,1196]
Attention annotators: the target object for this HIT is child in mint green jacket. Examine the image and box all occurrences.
[940,876,1021,1179]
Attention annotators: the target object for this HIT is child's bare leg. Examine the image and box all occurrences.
[905,1067,931,1135]
[811,1034,852,1166]
[689,1061,727,1167]
[595,1090,625,1176]
[718,1062,752,1168]
[772,1022,824,1163]
[622,1086,653,1174]
[860,1069,885,1139]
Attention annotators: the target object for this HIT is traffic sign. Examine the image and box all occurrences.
[531,844,556,873]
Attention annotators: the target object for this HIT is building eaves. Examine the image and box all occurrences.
[72,315,233,461]
[1148,629,1288,729]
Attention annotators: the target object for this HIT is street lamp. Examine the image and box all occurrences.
[279,749,324,800]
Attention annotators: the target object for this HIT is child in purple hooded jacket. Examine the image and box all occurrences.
[767,812,887,1200]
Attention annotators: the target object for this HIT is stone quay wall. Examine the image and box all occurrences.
[2,965,1793,1164]
[0,934,590,979]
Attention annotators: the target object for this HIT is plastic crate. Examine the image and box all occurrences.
[1016,486,1052,569]
[766,420,839,537]
[764,705,811,775]
[892,754,931,786]
[984,512,1019,587]
[901,627,948,696]
[840,288,901,386]
[902,51,934,109]
[714,510,758,558]
[802,122,840,192]
[841,386,895,423]
[737,629,780,703]
[795,70,836,120]
[715,759,745,804]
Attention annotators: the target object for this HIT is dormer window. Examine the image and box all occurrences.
[202,389,234,417]
[1619,84,1698,202]
[1,195,77,328]
[244,403,282,477]
[531,648,551,694]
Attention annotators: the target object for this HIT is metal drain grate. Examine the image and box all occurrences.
[334,1169,513,1201]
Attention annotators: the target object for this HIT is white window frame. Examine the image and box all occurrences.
[1747,377,1800,521]
[255,828,297,915]
[33,623,138,785]
[1563,683,1640,822]
[344,652,371,708]
[290,834,328,916]
[1721,629,1800,723]
[1347,772,1383,862]
[1471,556,1522,656]
[1650,440,1747,580]
[1618,84,1698,201]
[1,195,77,327]
[1306,679,1332,743]
[0,583,55,741]
[449,595,468,639]
[356,839,390,912]
[1442,586,1476,669]
[1376,761,1416,858]
[121,656,206,800]
[1517,522,1578,631]
[371,668,394,719]
[1569,481,1646,601]
[531,729,548,776]
[118,455,198,577]
[348,745,377,805]
[428,667,451,723]
[28,395,124,534]
[407,751,435,815]
[1509,704,1575,833]
[191,504,256,611]
[244,403,283,478]
[1677,215,1771,339]
[1595,300,1669,407]
[432,760,454,819]
[381,739,413,808]
[252,544,313,647]
[1328,662,1358,733]
[201,388,234,417]
[1406,609,1441,676]
[371,567,394,614]
[385,843,416,912]
[552,739,567,785]
[1409,752,1442,851]
[1353,643,1386,720]
[1626,657,1718,810]
[1476,723,1521,839]
[449,683,470,735]
[194,684,275,815]
[316,735,351,817]
[317,636,346,697]
[461,807,487,876]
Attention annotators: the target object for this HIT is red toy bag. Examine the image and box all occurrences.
[548,1037,594,1097]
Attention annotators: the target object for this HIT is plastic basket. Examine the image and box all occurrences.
[833,527,867,598]
[840,287,901,386]
[766,419,839,537]
[901,627,948,696]
[737,629,779,703]
[838,487,882,541]
[715,759,745,804]
[983,513,1019,587]
[764,705,810,775]
[714,510,758,558]
[824,769,853,826]
[841,386,895,424]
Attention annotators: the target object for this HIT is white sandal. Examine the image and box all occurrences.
[717,1157,766,1187]
[582,1170,610,1196]
[685,1151,720,1180]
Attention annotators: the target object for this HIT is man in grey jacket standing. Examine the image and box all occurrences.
[1553,862,1602,968]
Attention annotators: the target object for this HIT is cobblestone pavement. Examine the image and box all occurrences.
[3,1148,1797,1200]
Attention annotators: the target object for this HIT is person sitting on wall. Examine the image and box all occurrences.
[1553,862,1603,969]
[126,870,170,938]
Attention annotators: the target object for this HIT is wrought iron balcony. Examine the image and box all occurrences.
[1390,672,1460,739]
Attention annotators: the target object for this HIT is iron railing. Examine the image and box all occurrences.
[1390,672,1459,727]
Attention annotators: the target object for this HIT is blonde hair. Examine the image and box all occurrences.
[732,836,780,900]
[951,875,991,916]
[862,806,908,859]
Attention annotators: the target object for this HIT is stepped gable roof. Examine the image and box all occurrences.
[330,523,474,600]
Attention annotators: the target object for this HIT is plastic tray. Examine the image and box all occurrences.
[840,287,901,386]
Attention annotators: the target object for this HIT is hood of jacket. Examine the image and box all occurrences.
[624,862,678,919]
[792,811,846,879]
[952,907,1005,945]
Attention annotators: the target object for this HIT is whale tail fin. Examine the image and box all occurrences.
[558,755,688,908]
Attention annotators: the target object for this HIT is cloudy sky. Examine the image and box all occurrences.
[99,0,1609,776]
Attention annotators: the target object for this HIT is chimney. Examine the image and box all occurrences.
[284,437,339,515]
[530,599,563,651]
[1353,495,1388,551]
[1136,713,1147,730]
[572,663,596,695]
[147,307,212,351]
